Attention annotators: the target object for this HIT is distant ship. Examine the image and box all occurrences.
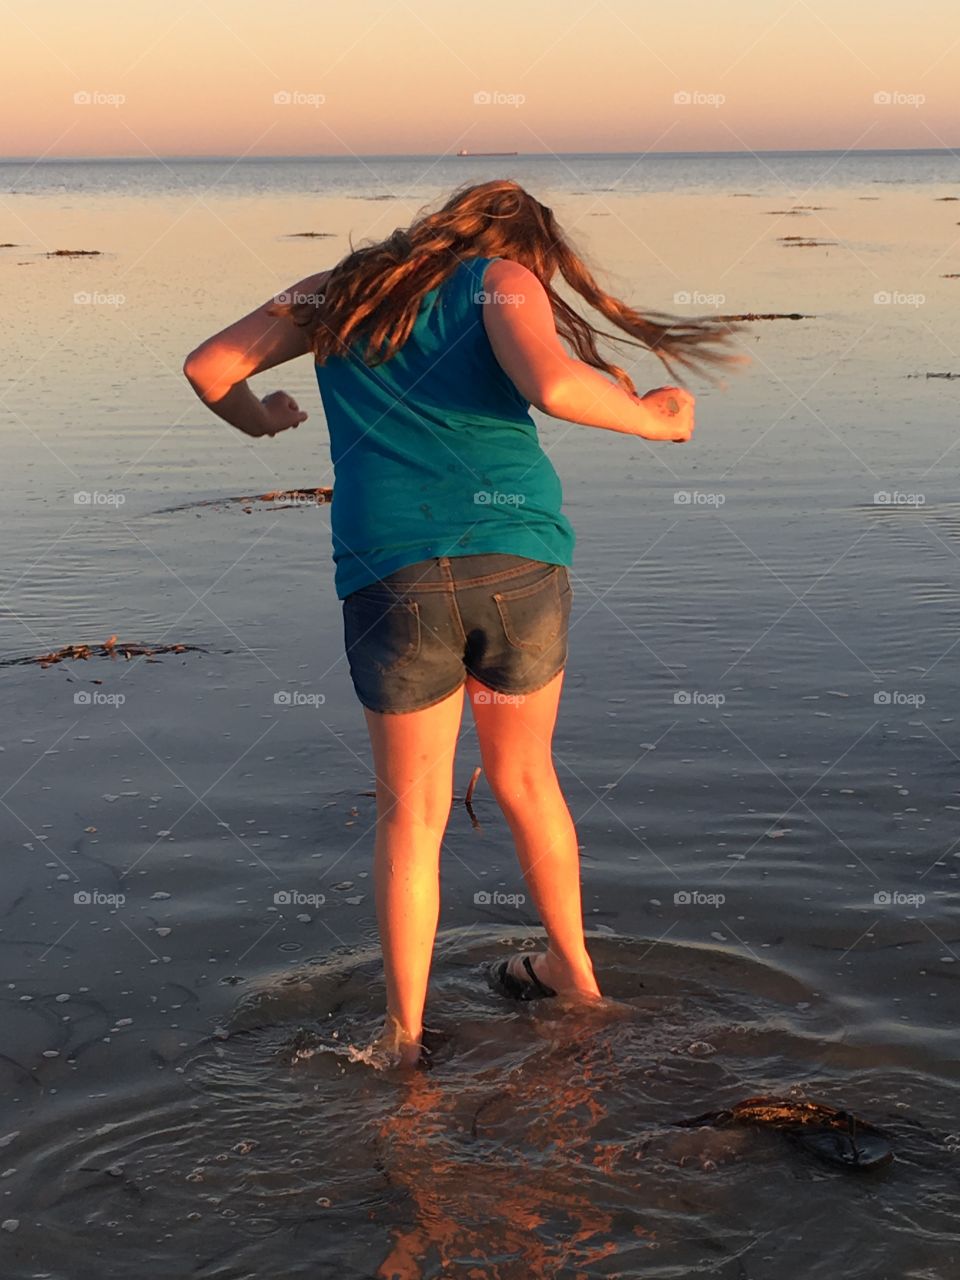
[457,149,518,157]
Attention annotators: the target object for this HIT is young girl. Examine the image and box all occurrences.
[184,179,744,1067]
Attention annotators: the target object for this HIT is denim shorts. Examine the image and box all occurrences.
[341,553,573,714]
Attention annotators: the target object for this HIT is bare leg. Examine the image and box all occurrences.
[467,670,600,999]
[363,685,465,1065]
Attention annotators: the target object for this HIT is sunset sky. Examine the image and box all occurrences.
[2,0,957,159]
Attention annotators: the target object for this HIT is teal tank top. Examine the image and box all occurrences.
[313,255,576,599]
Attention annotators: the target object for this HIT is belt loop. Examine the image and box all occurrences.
[438,556,454,586]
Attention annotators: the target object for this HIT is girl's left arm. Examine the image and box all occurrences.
[182,270,330,438]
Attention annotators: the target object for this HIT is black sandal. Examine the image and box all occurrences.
[487,954,557,1002]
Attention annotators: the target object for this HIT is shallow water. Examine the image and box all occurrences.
[8,932,959,1279]
[2,155,960,1277]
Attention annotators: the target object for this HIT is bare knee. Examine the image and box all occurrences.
[375,790,451,841]
[482,756,559,814]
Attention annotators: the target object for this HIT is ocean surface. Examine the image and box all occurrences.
[1,151,959,1278]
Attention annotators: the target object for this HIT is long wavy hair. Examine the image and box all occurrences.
[269,179,746,392]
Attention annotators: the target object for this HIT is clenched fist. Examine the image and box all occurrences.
[639,386,695,442]
[258,390,308,438]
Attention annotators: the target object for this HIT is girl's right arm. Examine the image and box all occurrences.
[481,258,694,443]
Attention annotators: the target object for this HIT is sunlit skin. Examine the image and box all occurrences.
[183,259,693,1066]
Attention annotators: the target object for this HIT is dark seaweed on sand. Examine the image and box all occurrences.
[4,636,206,668]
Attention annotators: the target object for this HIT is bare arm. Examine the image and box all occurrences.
[183,271,330,438]
[480,259,693,442]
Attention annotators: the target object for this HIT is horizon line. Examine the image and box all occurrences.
[1,146,959,163]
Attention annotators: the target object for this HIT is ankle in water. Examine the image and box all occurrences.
[378,1015,423,1066]
[544,949,599,991]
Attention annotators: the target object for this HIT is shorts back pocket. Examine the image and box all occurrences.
[343,590,422,674]
[493,565,566,654]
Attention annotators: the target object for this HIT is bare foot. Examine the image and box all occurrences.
[374,1017,423,1069]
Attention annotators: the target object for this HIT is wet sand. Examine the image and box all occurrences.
[2,167,960,1277]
